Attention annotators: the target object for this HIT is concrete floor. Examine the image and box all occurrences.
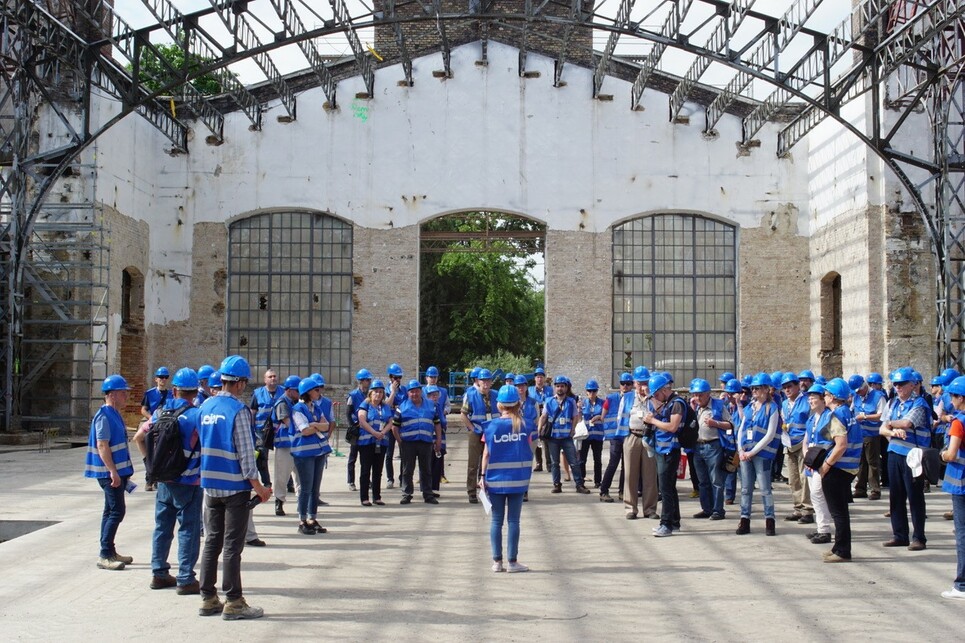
[0,434,963,641]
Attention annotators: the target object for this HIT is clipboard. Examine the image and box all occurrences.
[479,486,492,515]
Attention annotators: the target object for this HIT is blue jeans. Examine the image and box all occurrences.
[547,437,584,487]
[490,492,525,562]
[152,482,203,584]
[952,494,965,591]
[655,449,681,529]
[97,477,128,558]
[694,440,725,515]
[293,454,325,520]
[887,451,926,544]
[739,456,775,519]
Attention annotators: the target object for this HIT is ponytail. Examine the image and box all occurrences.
[498,401,523,433]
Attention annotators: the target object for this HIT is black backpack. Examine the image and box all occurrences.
[676,397,699,451]
[146,405,195,483]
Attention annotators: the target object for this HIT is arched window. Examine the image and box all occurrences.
[612,214,737,385]
[227,211,353,384]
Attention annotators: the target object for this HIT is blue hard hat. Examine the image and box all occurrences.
[477,369,493,380]
[585,379,599,391]
[931,375,946,387]
[426,366,440,377]
[208,371,222,388]
[298,379,320,396]
[619,372,633,384]
[824,378,852,401]
[505,372,515,381]
[470,367,481,379]
[172,367,199,389]
[848,374,865,391]
[497,384,520,404]
[724,379,743,394]
[406,379,422,390]
[219,355,251,380]
[661,371,674,384]
[867,372,884,384]
[719,372,736,383]
[356,368,373,380]
[741,375,753,389]
[770,371,783,387]
[155,366,170,377]
[312,373,326,387]
[806,383,826,396]
[780,372,799,387]
[534,366,545,375]
[387,363,403,377]
[648,374,670,392]
[424,385,440,395]
[553,375,568,385]
[197,365,215,380]
[751,372,772,388]
[815,375,827,385]
[101,374,131,393]
[946,376,965,396]
[633,366,651,381]
[514,375,528,386]
[798,370,816,381]
[911,370,923,383]
[284,375,301,390]
[890,367,915,384]
[371,379,386,390]
[689,378,711,394]
[942,368,960,380]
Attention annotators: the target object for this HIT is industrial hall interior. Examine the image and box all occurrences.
[1,0,963,434]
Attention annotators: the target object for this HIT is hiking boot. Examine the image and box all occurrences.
[150,574,177,590]
[575,485,591,494]
[222,598,264,621]
[735,518,751,535]
[199,594,224,616]
[507,561,530,573]
[765,518,776,536]
[600,493,614,503]
[274,499,285,516]
[114,553,134,564]
[177,581,200,595]
[97,556,125,571]
[552,484,562,494]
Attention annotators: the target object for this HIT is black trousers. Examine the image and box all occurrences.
[579,439,603,486]
[822,466,856,558]
[358,443,386,502]
[400,440,433,499]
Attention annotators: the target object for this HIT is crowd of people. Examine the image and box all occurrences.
[84,358,965,621]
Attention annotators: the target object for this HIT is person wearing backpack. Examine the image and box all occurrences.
[134,368,203,593]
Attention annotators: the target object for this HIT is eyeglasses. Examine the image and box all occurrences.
[157,375,169,380]
[894,381,910,387]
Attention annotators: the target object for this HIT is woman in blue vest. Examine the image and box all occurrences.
[940,375,965,600]
[721,377,744,505]
[480,384,536,573]
[579,380,605,488]
[291,378,332,534]
[736,372,781,536]
[803,383,833,545]
[808,378,863,562]
[85,374,136,570]
[357,380,392,506]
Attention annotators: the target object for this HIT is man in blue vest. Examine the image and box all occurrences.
[528,367,551,471]
[85,374,136,571]
[249,368,282,489]
[134,368,203,593]
[781,373,814,524]
[197,355,272,620]
[141,366,172,491]
[852,374,887,501]
[462,368,498,503]
[346,369,373,491]
[392,380,443,504]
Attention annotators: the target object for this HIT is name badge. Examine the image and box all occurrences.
[746,429,754,442]
[485,413,492,421]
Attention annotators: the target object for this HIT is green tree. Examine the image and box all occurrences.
[131,41,225,96]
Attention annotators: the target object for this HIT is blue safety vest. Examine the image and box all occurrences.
[830,405,863,474]
[484,417,534,494]
[650,396,686,454]
[194,390,209,407]
[347,387,366,426]
[886,395,931,456]
[271,395,296,449]
[528,384,550,410]
[804,408,831,478]
[942,413,965,495]
[465,387,498,435]
[720,401,740,451]
[782,394,809,447]
[313,396,335,454]
[740,401,780,460]
[156,398,202,485]
[142,387,170,414]
[934,391,951,437]
[290,401,329,458]
[853,388,886,439]
[433,397,448,448]
[582,397,604,441]
[395,398,438,442]
[84,405,134,479]
[602,392,621,440]
[522,396,539,426]
[357,400,392,447]
[198,395,251,491]
[250,386,282,435]
[544,396,578,439]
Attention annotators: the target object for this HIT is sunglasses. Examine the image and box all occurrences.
[157,375,169,379]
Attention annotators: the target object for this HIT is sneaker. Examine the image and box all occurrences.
[575,485,591,494]
[307,520,326,534]
[246,539,266,547]
[97,556,125,571]
[709,513,725,521]
[468,496,479,504]
[150,574,177,590]
[349,483,357,492]
[386,480,395,489]
[600,493,614,503]
[941,588,965,601]
[424,496,439,504]
[400,495,412,504]
[784,512,803,522]
[222,598,264,620]
[491,561,505,573]
[798,514,815,524]
[441,476,448,483]
[908,540,926,551]
[199,594,224,616]
[824,553,851,563]
[298,523,315,535]
[693,511,712,519]
[653,525,673,537]
[810,533,832,544]
[115,553,134,564]
[177,581,200,595]
[689,490,699,498]
[507,561,530,573]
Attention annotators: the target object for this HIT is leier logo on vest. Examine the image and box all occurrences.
[201,414,227,425]
[493,432,527,443]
